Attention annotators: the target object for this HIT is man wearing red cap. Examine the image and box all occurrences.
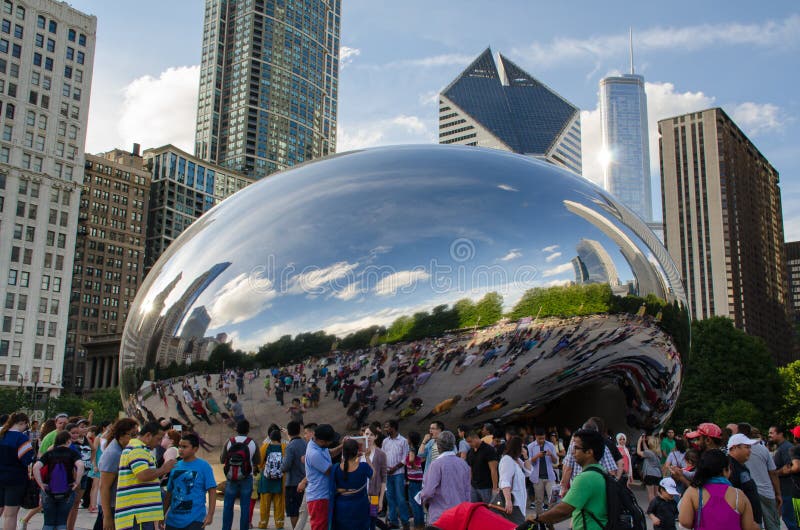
[685,422,723,452]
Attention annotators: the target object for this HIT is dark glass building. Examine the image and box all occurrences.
[194,0,341,179]
[438,48,581,174]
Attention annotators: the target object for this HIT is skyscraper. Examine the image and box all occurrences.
[659,108,793,363]
[194,0,341,179]
[787,241,800,320]
[438,48,582,174]
[0,0,95,394]
[64,147,150,393]
[599,32,651,221]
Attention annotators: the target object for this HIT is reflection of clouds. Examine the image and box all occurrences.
[500,249,522,261]
[287,261,359,295]
[542,262,573,277]
[545,252,562,262]
[209,273,277,327]
[374,268,431,296]
[333,282,361,301]
[542,245,560,253]
[541,279,571,287]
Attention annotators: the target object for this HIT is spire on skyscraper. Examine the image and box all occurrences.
[629,27,635,75]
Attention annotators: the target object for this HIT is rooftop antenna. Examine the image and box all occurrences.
[629,27,635,75]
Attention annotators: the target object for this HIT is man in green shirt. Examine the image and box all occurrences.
[526,429,608,530]
[37,412,69,456]
[660,429,676,464]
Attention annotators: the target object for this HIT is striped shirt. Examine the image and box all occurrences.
[382,434,409,476]
[115,438,163,530]
[562,439,618,478]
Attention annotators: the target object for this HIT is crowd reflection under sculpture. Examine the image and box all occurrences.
[120,145,688,438]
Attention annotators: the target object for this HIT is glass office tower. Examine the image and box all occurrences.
[599,73,651,221]
[194,0,341,179]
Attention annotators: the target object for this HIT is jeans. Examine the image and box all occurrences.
[386,474,409,526]
[533,479,555,514]
[783,494,799,530]
[43,491,75,530]
[222,478,253,530]
[407,480,424,525]
[470,487,492,503]
[760,496,780,530]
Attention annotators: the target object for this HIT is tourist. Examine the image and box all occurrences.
[677,449,758,530]
[660,429,677,464]
[257,428,284,530]
[281,421,306,530]
[164,433,217,530]
[33,431,84,530]
[364,425,387,530]
[647,478,679,530]
[736,423,780,530]
[419,421,444,473]
[332,438,373,530]
[115,421,175,530]
[727,433,764,527]
[465,430,498,503]
[685,422,723,453]
[405,431,425,528]
[418,431,471,525]
[38,413,69,456]
[382,420,410,530]
[220,420,259,530]
[97,418,138,530]
[527,427,558,518]
[497,436,531,524]
[305,424,336,530]
[67,419,93,530]
[637,434,664,502]
[770,424,797,530]
[526,429,608,528]
[0,413,34,530]
[616,432,633,488]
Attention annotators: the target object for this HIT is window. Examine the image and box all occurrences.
[48,20,56,33]
[55,255,63,270]
[45,38,53,52]
[0,37,7,52]
[1,19,9,34]
[40,94,48,109]
[28,90,36,104]
[10,42,19,58]
[42,75,50,90]
[12,24,20,38]
[30,181,39,197]
[13,317,23,333]
[12,223,21,239]
[1,317,9,332]
[19,271,28,287]
[43,368,51,383]
[27,204,36,220]
[50,299,59,315]
[56,233,65,248]
[38,297,46,312]
[57,121,65,136]
[72,87,80,101]
[4,102,13,118]
[41,275,49,290]
[25,109,34,125]
[44,57,52,71]
[7,268,16,285]
[61,82,69,96]
[24,225,34,241]
[65,47,73,60]
[47,321,56,337]
[32,51,40,66]
[52,277,61,292]
[10,246,19,261]
[46,230,54,245]
[34,33,42,47]
[76,51,84,64]
[33,344,42,359]
[59,212,67,226]
[78,34,85,46]
[22,248,31,264]
[14,5,22,20]
[35,134,44,151]
[37,15,44,29]
[1,123,10,140]
[0,341,7,357]
[63,65,71,78]
[38,114,46,129]
[3,293,12,309]
[74,69,82,83]
[35,320,44,336]
[45,345,53,361]
[67,28,75,42]
[16,294,26,310]
[11,342,20,357]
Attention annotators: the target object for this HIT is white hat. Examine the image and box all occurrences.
[659,477,679,496]
[727,433,759,450]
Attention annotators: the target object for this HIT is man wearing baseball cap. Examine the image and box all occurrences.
[685,422,723,452]
[728,433,763,527]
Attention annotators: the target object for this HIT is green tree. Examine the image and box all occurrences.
[778,360,800,426]
[475,292,503,326]
[669,317,781,430]
[84,388,123,422]
[454,298,477,328]
[0,387,28,415]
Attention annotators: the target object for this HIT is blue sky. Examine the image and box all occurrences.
[71,0,799,239]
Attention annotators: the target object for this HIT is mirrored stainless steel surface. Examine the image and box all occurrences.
[121,145,688,437]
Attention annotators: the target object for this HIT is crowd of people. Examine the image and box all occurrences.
[4,406,800,530]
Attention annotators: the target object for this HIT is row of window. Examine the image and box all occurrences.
[7,269,61,291]
[3,293,59,314]
[0,362,54,384]
[9,246,64,269]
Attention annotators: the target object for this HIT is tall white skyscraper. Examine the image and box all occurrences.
[0,0,96,395]
[599,32,651,221]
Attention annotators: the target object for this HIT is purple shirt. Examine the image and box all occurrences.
[419,452,471,524]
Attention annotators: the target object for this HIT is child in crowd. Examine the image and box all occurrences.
[647,478,679,530]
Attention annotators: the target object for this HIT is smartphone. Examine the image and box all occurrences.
[174,424,182,432]
[352,435,368,453]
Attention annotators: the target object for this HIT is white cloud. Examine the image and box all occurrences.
[208,272,277,327]
[374,269,431,296]
[730,102,785,137]
[545,252,562,263]
[116,66,200,153]
[392,53,475,68]
[542,262,573,278]
[581,81,715,189]
[287,261,359,295]
[515,16,800,67]
[333,282,361,301]
[542,245,560,253]
[340,46,361,68]
[418,90,440,106]
[498,184,519,192]
[500,249,522,262]
[338,114,434,152]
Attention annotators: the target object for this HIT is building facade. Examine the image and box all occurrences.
[787,241,800,319]
[438,48,582,175]
[659,108,793,363]
[143,144,253,269]
[599,73,651,221]
[194,0,341,179]
[0,0,95,394]
[63,148,150,393]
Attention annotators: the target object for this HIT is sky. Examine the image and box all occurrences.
[69,0,800,240]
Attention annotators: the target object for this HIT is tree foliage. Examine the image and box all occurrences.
[509,283,613,320]
[778,360,800,427]
[669,317,781,430]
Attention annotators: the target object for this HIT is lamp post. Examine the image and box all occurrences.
[31,373,39,414]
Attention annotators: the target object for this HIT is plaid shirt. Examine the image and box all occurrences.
[562,438,619,479]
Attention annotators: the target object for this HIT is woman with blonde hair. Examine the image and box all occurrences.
[637,434,663,501]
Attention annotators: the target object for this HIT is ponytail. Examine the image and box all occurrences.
[0,412,29,438]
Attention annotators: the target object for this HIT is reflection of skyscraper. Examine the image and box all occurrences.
[575,239,620,286]
[439,48,582,174]
[194,0,341,178]
[660,108,793,363]
[599,32,651,221]
[181,307,212,341]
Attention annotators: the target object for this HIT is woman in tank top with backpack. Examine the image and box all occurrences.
[678,449,758,530]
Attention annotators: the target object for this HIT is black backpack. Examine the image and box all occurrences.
[580,467,646,530]
[224,437,253,481]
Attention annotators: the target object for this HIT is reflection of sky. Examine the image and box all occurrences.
[129,146,679,352]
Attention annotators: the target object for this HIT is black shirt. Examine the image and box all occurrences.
[466,442,498,489]
[730,458,763,524]
[39,446,80,488]
[646,496,677,530]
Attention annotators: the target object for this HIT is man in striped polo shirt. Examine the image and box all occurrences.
[115,422,176,530]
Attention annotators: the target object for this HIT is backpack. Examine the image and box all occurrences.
[264,445,283,480]
[224,437,253,481]
[581,466,646,530]
[42,451,74,498]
